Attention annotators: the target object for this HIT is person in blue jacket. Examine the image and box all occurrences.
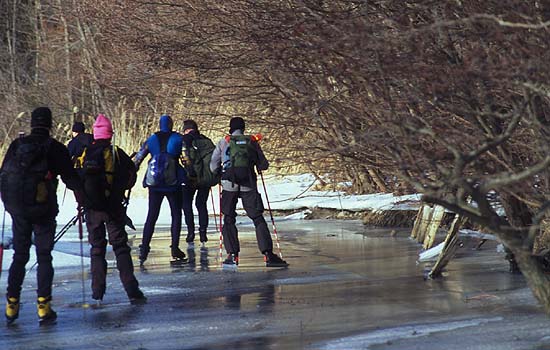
[134,114,187,265]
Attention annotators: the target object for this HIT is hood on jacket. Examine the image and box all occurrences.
[160,114,173,132]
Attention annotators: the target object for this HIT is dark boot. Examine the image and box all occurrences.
[171,246,187,261]
[264,250,289,268]
[199,230,208,243]
[127,288,147,305]
[223,253,239,266]
[139,244,150,265]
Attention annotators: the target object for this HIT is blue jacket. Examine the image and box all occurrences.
[134,118,186,191]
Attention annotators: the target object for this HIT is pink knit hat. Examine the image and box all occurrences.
[93,114,113,140]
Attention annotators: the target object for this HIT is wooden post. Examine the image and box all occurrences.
[416,204,434,244]
[423,205,446,250]
[429,213,466,278]
[410,204,424,239]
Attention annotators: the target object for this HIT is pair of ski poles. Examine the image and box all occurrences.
[211,171,284,265]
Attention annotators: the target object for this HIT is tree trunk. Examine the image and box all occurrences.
[513,250,550,313]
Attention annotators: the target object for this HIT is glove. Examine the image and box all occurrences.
[74,190,85,208]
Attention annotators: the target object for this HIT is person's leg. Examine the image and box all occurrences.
[221,190,240,254]
[166,189,183,249]
[33,217,56,299]
[140,190,164,261]
[241,190,272,254]
[105,208,142,300]
[195,187,210,242]
[85,209,108,300]
[182,185,196,243]
[7,216,33,299]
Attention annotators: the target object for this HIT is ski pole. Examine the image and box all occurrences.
[54,215,78,244]
[77,206,87,307]
[0,208,5,280]
[28,214,79,272]
[259,171,283,258]
[216,184,223,265]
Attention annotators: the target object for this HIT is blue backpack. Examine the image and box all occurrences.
[143,133,182,187]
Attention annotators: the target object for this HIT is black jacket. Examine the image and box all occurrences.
[1,128,82,217]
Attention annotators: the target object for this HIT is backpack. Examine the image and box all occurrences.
[188,136,220,188]
[143,133,180,188]
[223,135,257,185]
[0,138,54,219]
[77,145,117,210]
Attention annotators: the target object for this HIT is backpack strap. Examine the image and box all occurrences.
[154,131,170,153]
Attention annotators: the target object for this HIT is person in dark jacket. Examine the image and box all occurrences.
[133,114,187,265]
[81,114,145,304]
[209,117,288,268]
[1,107,83,325]
[67,121,93,161]
[181,119,210,248]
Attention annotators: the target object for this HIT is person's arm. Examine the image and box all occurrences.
[254,141,269,172]
[50,140,82,192]
[210,138,223,173]
[133,140,149,168]
[0,139,18,171]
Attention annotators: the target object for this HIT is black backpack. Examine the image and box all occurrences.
[188,135,219,188]
[0,138,54,218]
[78,145,117,210]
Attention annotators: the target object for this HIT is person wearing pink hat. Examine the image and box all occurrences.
[79,114,146,304]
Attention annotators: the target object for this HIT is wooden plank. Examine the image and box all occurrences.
[416,204,434,244]
[423,205,445,250]
[429,213,466,278]
[410,204,425,239]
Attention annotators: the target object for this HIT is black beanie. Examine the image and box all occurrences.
[182,119,198,132]
[72,121,85,133]
[31,107,53,129]
[229,117,245,134]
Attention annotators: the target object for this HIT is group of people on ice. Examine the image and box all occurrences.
[0,107,287,326]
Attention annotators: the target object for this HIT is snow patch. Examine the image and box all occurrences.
[314,317,503,349]
[418,242,445,262]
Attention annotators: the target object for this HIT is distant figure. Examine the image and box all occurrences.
[0,107,83,325]
[181,119,217,249]
[78,114,146,304]
[210,117,288,268]
[134,114,187,266]
[67,121,93,161]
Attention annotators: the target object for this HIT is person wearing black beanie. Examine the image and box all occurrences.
[209,117,288,269]
[1,106,83,325]
[229,117,245,134]
[30,107,53,129]
[67,121,93,164]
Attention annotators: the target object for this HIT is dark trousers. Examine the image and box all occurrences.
[142,189,183,249]
[221,189,273,254]
[7,215,56,299]
[86,208,139,299]
[182,185,210,242]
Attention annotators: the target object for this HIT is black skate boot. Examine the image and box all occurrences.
[127,288,147,305]
[170,246,188,266]
[139,244,150,266]
[199,230,208,244]
[264,250,289,268]
[223,253,239,271]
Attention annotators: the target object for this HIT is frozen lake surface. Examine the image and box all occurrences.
[0,218,549,350]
